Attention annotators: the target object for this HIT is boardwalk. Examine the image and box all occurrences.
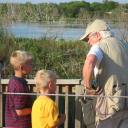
[0,76,86,128]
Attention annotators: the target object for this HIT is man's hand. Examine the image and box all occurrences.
[85,86,103,95]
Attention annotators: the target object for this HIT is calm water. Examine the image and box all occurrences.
[9,22,119,41]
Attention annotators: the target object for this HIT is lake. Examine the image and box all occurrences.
[9,22,119,41]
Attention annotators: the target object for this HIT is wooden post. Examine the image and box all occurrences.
[29,85,33,93]
[64,85,69,128]
[55,86,59,107]
[0,64,2,127]
[75,84,86,128]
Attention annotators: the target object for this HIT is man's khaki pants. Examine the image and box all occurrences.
[96,109,128,128]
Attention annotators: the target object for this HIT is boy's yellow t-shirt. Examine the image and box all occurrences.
[32,97,59,128]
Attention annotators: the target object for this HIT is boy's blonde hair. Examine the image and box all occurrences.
[35,70,56,90]
[10,50,34,70]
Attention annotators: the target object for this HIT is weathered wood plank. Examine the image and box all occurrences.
[1,79,81,85]
[75,84,86,128]
[0,86,3,127]
[55,86,59,107]
[36,88,40,98]
[1,79,9,84]
[28,85,33,93]
[32,86,37,92]
[57,79,81,85]
[65,86,69,128]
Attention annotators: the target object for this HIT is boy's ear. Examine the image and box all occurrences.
[48,82,52,89]
[19,65,23,71]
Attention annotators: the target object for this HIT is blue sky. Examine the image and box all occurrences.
[0,0,128,4]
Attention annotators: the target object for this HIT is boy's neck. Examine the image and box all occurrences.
[38,95,50,98]
[15,71,25,79]
[39,89,51,98]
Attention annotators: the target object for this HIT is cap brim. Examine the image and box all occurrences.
[79,33,89,42]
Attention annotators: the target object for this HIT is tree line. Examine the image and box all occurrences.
[0,0,128,23]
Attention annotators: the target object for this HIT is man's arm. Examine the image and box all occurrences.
[83,54,103,95]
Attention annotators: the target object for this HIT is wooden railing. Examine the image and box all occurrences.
[0,78,86,128]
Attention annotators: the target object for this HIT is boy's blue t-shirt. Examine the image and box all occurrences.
[5,74,32,128]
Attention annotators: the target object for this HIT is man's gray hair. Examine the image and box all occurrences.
[99,31,113,39]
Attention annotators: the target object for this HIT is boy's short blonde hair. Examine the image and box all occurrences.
[35,70,56,90]
[10,50,34,70]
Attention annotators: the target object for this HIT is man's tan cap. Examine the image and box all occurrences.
[80,19,110,42]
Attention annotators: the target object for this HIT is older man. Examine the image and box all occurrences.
[80,19,128,128]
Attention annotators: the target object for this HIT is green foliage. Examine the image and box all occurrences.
[0,26,90,79]
[58,1,90,18]
[102,0,109,5]
[90,1,118,12]
[0,26,20,78]
[90,2,102,11]
[106,1,118,12]
[0,3,7,15]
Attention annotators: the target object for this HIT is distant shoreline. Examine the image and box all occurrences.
[2,18,118,25]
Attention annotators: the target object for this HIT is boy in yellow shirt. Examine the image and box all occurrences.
[32,70,66,128]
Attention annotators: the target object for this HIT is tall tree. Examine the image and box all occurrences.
[102,0,109,4]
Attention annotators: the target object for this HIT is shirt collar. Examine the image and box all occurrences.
[12,73,28,85]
